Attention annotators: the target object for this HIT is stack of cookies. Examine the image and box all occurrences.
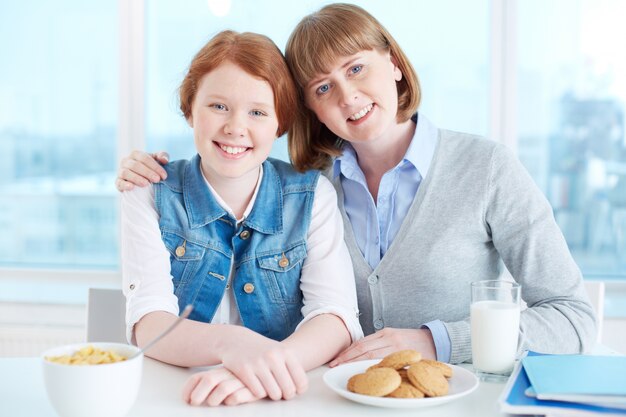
[346,349,453,399]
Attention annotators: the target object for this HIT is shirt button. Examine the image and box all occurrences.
[175,246,186,257]
[367,275,378,285]
[240,230,251,240]
[374,319,384,330]
[129,284,135,290]
[243,283,255,294]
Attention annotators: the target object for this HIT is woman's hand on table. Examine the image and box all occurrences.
[219,330,308,401]
[116,150,169,191]
[329,327,437,367]
[183,367,258,406]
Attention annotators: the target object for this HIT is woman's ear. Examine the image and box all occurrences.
[390,53,403,82]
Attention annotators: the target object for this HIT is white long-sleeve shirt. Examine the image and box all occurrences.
[121,167,363,344]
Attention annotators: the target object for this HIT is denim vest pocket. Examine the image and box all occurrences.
[258,244,306,304]
[162,231,206,295]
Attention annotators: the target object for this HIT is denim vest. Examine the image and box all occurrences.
[154,155,319,341]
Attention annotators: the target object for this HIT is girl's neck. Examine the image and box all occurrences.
[351,118,416,200]
[202,166,261,220]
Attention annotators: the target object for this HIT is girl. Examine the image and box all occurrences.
[118,4,596,369]
[121,30,362,406]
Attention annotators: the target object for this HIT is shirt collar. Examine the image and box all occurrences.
[332,112,438,179]
[202,165,263,225]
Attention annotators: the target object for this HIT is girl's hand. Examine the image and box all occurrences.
[116,150,169,191]
[220,331,308,401]
[182,367,258,406]
[328,328,437,367]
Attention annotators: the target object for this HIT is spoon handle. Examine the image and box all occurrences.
[132,304,193,358]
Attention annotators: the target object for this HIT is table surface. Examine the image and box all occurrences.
[0,357,507,417]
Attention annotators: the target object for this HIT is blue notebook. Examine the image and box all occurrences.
[499,351,626,417]
[522,355,626,398]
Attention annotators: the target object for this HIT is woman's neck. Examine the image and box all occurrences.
[351,118,416,201]
[202,166,261,220]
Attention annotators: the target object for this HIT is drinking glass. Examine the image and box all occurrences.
[470,280,521,382]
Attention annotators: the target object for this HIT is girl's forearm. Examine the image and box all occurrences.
[134,311,247,367]
[281,313,351,371]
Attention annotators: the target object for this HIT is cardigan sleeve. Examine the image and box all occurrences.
[485,144,596,356]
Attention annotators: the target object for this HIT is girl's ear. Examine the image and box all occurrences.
[390,53,403,82]
[186,116,194,128]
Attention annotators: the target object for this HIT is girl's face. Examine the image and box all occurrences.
[188,62,278,183]
[304,49,402,145]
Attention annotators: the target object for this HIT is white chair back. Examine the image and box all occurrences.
[86,288,126,343]
[583,280,605,344]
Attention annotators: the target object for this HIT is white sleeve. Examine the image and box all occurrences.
[296,175,364,342]
[121,185,179,344]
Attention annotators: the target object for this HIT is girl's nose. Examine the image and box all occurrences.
[224,114,246,137]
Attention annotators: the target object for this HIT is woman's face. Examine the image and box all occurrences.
[304,49,402,145]
[188,61,278,183]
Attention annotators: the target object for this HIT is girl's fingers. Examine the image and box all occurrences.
[205,378,245,406]
[285,354,308,395]
[223,387,257,406]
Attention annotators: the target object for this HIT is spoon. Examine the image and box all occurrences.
[129,304,193,359]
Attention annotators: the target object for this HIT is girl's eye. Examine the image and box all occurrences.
[316,84,330,95]
[211,103,227,111]
[350,65,363,75]
[250,110,266,117]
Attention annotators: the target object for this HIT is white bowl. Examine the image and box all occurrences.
[41,342,143,417]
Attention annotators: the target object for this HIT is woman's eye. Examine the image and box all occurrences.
[350,65,363,75]
[316,84,330,95]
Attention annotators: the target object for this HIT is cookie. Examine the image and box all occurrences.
[421,359,453,378]
[347,368,402,397]
[374,349,422,370]
[386,381,425,399]
[407,361,449,397]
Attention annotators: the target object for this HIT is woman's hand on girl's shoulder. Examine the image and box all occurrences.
[116,150,170,191]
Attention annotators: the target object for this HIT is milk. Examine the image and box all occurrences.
[470,300,520,374]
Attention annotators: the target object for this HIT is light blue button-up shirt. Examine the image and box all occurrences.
[333,113,452,362]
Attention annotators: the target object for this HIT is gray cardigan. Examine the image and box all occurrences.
[330,129,596,364]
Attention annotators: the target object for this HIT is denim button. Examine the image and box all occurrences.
[175,245,185,257]
[374,319,384,330]
[243,283,255,294]
[278,253,289,268]
[367,275,378,285]
[240,230,251,240]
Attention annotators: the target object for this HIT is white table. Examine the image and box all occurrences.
[0,357,506,417]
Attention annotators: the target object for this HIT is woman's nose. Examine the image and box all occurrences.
[337,81,358,107]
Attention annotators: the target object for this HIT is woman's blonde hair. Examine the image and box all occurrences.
[285,3,421,171]
[180,30,298,137]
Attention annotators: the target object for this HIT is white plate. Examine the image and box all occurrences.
[323,359,479,409]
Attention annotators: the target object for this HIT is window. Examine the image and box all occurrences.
[0,0,118,269]
[516,0,626,279]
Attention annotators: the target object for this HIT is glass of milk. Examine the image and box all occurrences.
[470,280,521,381]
